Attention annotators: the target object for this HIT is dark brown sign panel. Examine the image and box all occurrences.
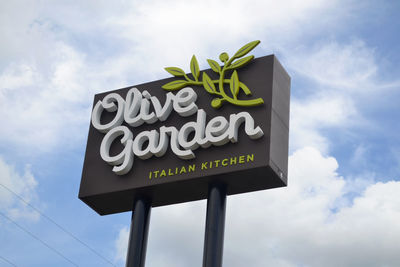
[79,55,290,215]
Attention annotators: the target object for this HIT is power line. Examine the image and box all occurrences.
[0,255,18,267]
[0,211,79,266]
[0,183,116,267]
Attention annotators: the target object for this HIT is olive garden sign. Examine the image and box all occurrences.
[79,41,290,215]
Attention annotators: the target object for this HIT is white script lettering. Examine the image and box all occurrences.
[92,87,264,175]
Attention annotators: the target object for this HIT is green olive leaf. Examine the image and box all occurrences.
[207,59,221,73]
[232,40,260,59]
[202,72,216,94]
[239,82,252,95]
[230,70,240,98]
[164,67,186,77]
[227,55,254,70]
[190,55,200,81]
[162,80,188,91]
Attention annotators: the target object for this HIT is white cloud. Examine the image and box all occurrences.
[0,157,40,221]
[0,43,91,151]
[0,0,343,153]
[0,64,37,90]
[104,0,337,75]
[285,39,400,152]
[226,148,400,267]
[114,147,400,267]
[290,95,357,152]
[289,40,378,91]
[115,226,129,262]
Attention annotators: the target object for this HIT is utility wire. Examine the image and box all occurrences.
[0,183,116,267]
[0,255,18,267]
[0,211,79,266]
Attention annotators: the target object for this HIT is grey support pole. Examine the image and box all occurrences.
[202,184,227,267]
[126,198,151,267]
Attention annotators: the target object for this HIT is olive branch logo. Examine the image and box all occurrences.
[162,40,264,109]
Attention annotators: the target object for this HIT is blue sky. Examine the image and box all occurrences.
[0,1,399,266]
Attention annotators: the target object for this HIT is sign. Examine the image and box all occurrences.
[79,41,290,215]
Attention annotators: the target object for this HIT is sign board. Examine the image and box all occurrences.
[79,42,290,215]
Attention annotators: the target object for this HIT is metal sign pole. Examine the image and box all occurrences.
[125,198,151,267]
[202,184,227,267]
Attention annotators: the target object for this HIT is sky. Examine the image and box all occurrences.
[0,0,399,266]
